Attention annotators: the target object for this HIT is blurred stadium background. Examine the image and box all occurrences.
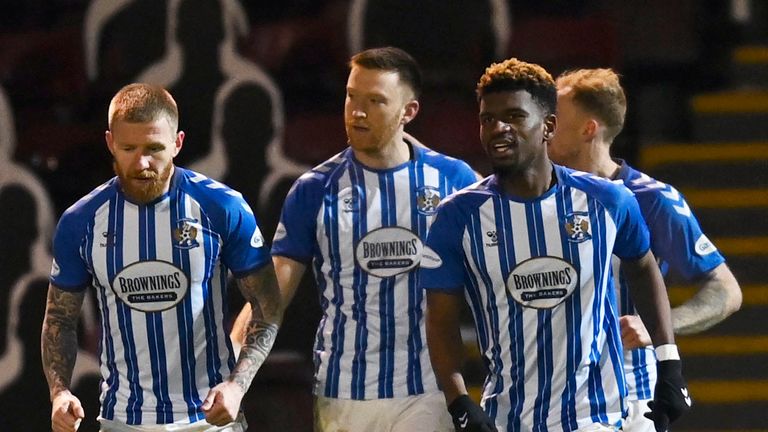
[0,1,766,430]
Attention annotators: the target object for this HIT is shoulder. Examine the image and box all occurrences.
[617,163,692,216]
[291,150,351,191]
[557,164,635,208]
[59,178,117,227]
[439,176,495,211]
[177,168,248,210]
[417,146,475,176]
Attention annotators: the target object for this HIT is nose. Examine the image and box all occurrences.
[493,120,512,134]
[352,109,367,119]
[134,153,152,170]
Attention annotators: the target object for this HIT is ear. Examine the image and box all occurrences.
[173,131,185,157]
[401,99,420,126]
[543,113,557,142]
[105,130,115,156]
[583,119,599,139]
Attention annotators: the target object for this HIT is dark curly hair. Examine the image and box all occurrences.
[476,58,556,115]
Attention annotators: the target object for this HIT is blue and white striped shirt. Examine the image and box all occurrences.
[272,143,477,400]
[421,165,651,431]
[614,161,724,401]
[50,167,269,425]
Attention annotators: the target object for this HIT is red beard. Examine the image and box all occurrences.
[114,162,173,204]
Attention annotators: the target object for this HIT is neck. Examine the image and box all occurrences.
[573,139,620,179]
[353,132,411,169]
[496,156,555,199]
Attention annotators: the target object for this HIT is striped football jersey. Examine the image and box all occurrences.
[421,165,652,431]
[272,143,477,400]
[613,160,724,401]
[50,167,269,425]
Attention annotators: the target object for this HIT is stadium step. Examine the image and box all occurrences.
[637,43,768,428]
[731,45,768,88]
[638,142,768,189]
[690,91,768,141]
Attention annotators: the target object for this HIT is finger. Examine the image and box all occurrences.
[69,399,85,419]
[654,412,669,432]
[619,316,630,330]
[205,411,228,427]
[56,400,71,414]
[201,392,216,411]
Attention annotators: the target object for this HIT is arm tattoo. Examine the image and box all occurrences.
[230,266,282,392]
[41,285,85,399]
[672,282,730,334]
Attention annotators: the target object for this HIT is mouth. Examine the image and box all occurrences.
[489,138,517,153]
[132,173,157,182]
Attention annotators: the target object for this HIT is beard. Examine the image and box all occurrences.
[114,162,173,204]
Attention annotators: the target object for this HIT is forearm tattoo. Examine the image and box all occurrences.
[231,267,282,392]
[672,283,730,334]
[41,286,85,399]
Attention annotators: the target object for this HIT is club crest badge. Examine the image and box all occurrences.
[173,218,200,249]
[564,212,591,243]
[416,186,441,215]
[485,230,498,247]
[337,185,363,213]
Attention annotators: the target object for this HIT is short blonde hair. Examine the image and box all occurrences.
[556,68,626,143]
[108,83,179,131]
[476,58,557,115]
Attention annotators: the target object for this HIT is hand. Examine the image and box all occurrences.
[51,390,85,432]
[620,315,652,350]
[644,360,692,431]
[448,395,497,432]
[201,380,245,426]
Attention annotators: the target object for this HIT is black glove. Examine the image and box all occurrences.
[644,360,692,432]
[448,395,497,432]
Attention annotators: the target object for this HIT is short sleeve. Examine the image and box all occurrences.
[642,188,725,280]
[419,199,467,293]
[271,174,324,262]
[50,212,91,291]
[452,162,480,191]
[220,198,270,277]
[610,186,651,260]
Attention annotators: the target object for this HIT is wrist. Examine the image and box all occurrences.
[50,388,74,403]
[448,394,473,414]
[655,344,680,361]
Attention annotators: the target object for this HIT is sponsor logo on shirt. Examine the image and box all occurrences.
[694,234,718,256]
[355,227,423,278]
[273,222,287,241]
[420,245,443,269]
[50,259,60,278]
[563,212,591,243]
[415,186,442,215]
[251,226,264,248]
[506,257,578,308]
[172,218,200,249]
[111,260,190,312]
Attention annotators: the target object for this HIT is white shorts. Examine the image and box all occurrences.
[98,413,247,432]
[622,399,655,432]
[573,422,620,432]
[314,392,453,432]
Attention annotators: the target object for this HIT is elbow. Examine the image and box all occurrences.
[721,268,743,317]
[724,285,742,316]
